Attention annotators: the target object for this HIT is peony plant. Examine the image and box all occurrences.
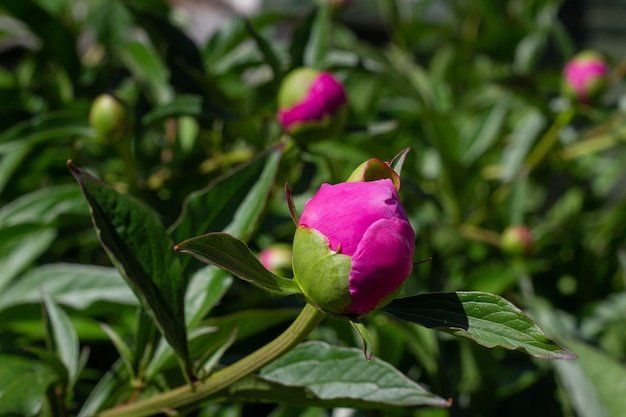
[68,149,575,417]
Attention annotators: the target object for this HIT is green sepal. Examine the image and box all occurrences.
[292,227,352,314]
[278,68,319,108]
[349,321,373,360]
[346,157,401,190]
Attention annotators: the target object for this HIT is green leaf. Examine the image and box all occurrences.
[118,40,172,104]
[0,224,56,292]
[185,266,233,328]
[147,309,297,378]
[0,263,137,311]
[0,147,30,194]
[305,3,331,69]
[77,359,130,417]
[2,0,80,79]
[383,292,576,360]
[42,291,80,384]
[552,339,622,417]
[68,161,191,375]
[350,321,373,360]
[0,184,88,228]
[100,323,136,380]
[500,109,546,182]
[175,233,300,296]
[141,94,203,126]
[236,341,450,408]
[0,355,57,416]
[461,94,510,166]
[144,268,232,377]
[170,144,284,243]
[243,18,282,85]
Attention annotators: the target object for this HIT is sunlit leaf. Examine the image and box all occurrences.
[383,292,576,359]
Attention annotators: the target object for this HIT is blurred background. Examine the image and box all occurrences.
[1,0,625,416]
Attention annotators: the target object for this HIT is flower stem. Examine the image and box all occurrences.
[96,304,325,417]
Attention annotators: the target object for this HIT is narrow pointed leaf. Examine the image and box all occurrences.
[350,321,373,360]
[383,291,576,360]
[68,161,191,374]
[175,233,300,296]
[100,323,136,380]
[170,144,284,243]
[42,291,80,384]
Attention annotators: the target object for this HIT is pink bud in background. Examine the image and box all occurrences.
[277,68,347,142]
[501,225,533,256]
[258,244,293,276]
[562,50,609,103]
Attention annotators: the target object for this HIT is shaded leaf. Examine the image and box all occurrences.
[0,184,88,227]
[68,161,190,374]
[42,291,80,384]
[0,355,56,416]
[170,144,284,243]
[0,263,137,311]
[175,233,300,296]
[141,94,203,126]
[383,291,576,359]
[0,224,56,292]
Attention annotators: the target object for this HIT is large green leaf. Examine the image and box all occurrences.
[219,341,449,408]
[175,233,300,296]
[383,291,576,360]
[68,162,191,374]
[0,355,57,416]
[170,144,284,243]
[0,263,137,311]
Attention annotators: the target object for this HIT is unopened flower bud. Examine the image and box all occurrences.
[292,179,415,317]
[562,50,609,103]
[501,225,533,256]
[277,68,347,143]
[89,94,125,140]
[258,244,293,276]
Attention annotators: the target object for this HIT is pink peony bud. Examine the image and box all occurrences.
[292,179,415,317]
[277,68,347,142]
[562,50,609,103]
[258,244,293,275]
[501,225,533,256]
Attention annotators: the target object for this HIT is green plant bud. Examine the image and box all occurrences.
[89,94,125,140]
[501,225,533,256]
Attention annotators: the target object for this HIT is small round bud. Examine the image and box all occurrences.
[89,94,125,140]
[501,225,533,256]
[562,50,609,103]
[277,68,347,143]
[258,244,293,276]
